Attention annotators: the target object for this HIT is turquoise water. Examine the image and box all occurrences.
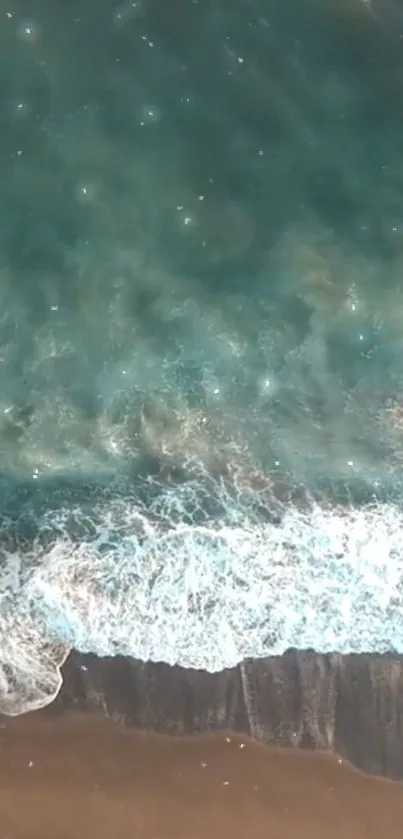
[2,0,403,713]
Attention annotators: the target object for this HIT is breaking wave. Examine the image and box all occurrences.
[1,464,403,715]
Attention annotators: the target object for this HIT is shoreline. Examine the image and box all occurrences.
[32,648,403,782]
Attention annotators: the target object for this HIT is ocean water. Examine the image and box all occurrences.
[2,0,403,714]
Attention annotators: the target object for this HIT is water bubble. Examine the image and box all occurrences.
[257,374,278,401]
[203,375,224,404]
[74,180,100,205]
[175,205,198,231]
[16,19,41,43]
[138,104,161,126]
[113,2,143,27]
[10,100,32,119]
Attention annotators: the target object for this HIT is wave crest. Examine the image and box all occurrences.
[1,472,403,715]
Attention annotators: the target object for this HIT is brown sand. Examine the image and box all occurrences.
[0,714,402,838]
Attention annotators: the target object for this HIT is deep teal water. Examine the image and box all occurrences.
[2,0,403,714]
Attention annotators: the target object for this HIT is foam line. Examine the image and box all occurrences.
[1,480,402,714]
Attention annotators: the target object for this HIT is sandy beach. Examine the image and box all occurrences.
[0,711,402,839]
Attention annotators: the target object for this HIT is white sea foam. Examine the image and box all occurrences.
[1,479,403,715]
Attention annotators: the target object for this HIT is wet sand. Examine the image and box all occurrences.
[0,713,402,838]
